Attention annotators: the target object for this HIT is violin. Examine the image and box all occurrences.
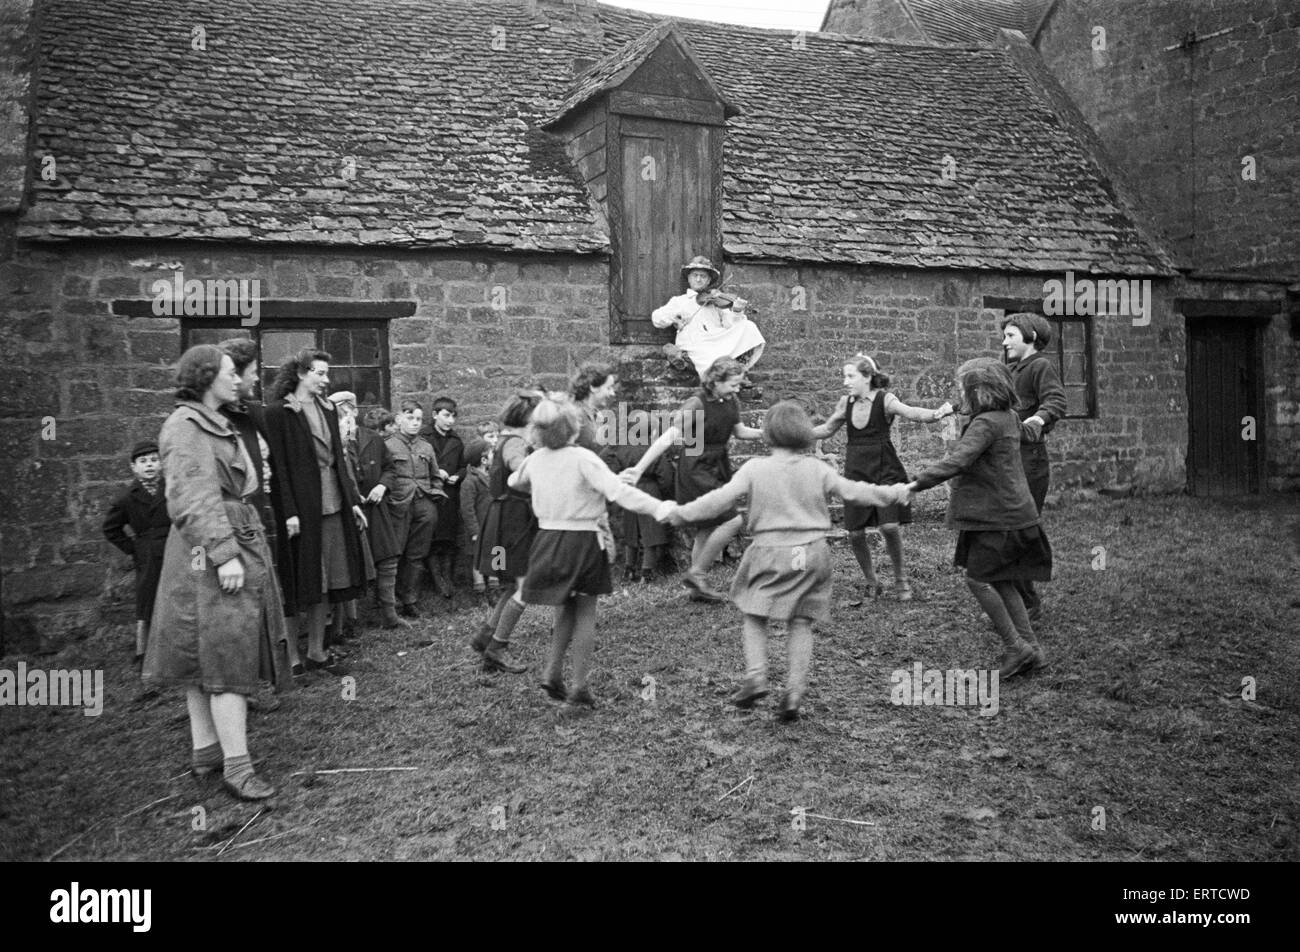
[695,289,755,314]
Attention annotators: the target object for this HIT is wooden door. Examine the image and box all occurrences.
[1186,318,1263,495]
[612,115,717,342]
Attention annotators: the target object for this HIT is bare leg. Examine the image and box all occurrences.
[691,515,742,576]
[305,601,329,662]
[847,529,880,592]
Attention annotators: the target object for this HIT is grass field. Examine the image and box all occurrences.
[2,494,1298,862]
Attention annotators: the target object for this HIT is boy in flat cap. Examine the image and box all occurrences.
[102,439,172,665]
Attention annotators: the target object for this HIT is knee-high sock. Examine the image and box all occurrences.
[993,581,1035,643]
[787,618,814,700]
[881,525,905,581]
[493,594,526,644]
[966,579,1023,650]
[740,614,769,686]
[568,595,598,692]
[547,601,576,684]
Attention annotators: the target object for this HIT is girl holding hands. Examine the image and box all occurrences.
[620,357,763,603]
[814,353,952,602]
[905,358,1052,678]
[666,401,910,721]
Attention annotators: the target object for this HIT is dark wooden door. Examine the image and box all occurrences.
[1186,318,1263,495]
[613,115,717,341]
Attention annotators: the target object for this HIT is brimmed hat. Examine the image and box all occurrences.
[681,255,721,288]
[328,390,358,410]
[130,440,159,462]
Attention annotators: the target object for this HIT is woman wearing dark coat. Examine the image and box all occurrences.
[143,345,284,801]
[262,348,368,676]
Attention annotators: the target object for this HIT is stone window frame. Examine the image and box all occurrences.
[982,296,1098,420]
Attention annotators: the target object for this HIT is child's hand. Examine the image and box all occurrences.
[618,467,641,485]
[934,402,954,420]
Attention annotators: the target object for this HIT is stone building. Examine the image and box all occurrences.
[824,0,1300,494]
[0,0,1288,649]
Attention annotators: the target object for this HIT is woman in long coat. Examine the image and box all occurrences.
[143,345,283,801]
[262,348,368,675]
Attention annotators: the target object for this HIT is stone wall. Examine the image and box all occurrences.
[0,233,1227,651]
[1037,0,1300,278]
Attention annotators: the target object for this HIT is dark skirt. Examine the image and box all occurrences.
[676,444,737,529]
[954,525,1053,583]
[522,529,613,604]
[321,511,365,599]
[731,537,833,622]
[476,494,537,581]
[844,440,912,530]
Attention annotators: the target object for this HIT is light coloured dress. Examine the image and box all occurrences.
[651,292,766,377]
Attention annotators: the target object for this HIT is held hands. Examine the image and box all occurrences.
[1021,415,1045,442]
[217,557,245,594]
[353,505,369,531]
[366,484,387,504]
[618,467,642,485]
[286,516,300,538]
[933,402,954,421]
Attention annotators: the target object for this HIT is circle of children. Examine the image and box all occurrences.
[102,255,1065,803]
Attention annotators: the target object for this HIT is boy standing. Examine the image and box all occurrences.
[102,441,171,664]
[425,397,466,598]
[388,399,444,618]
[458,438,497,599]
[1001,313,1067,623]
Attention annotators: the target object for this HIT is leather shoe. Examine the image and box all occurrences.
[731,681,769,709]
[682,572,725,603]
[223,771,277,802]
[539,678,567,701]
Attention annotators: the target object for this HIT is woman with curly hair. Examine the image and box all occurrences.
[262,348,368,676]
[143,345,284,800]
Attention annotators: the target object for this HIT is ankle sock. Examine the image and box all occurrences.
[223,752,254,786]
[191,742,222,771]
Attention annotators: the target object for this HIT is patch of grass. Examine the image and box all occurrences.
[2,496,1298,861]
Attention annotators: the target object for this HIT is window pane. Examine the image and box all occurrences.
[260,367,278,400]
[322,328,351,364]
[1064,352,1087,385]
[262,330,316,367]
[350,327,381,364]
[351,367,383,408]
[328,367,353,398]
[1066,385,1089,417]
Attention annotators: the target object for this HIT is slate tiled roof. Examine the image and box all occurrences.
[20,0,1172,273]
[826,0,1058,44]
[903,0,1057,44]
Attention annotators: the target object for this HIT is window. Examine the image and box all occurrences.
[982,297,1097,420]
[1048,316,1095,419]
[180,320,390,412]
